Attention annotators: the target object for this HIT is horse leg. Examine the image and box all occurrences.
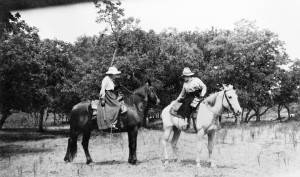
[162,126,173,165]
[207,129,217,168]
[127,126,138,165]
[82,128,93,164]
[196,128,205,167]
[171,127,181,162]
[64,130,79,163]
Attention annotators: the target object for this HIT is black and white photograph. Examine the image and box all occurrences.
[0,0,300,176]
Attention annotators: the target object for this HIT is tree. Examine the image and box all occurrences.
[206,19,289,122]
[273,68,300,120]
[95,0,140,66]
[0,13,40,129]
[33,39,75,131]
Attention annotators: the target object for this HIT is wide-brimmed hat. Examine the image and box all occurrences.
[106,66,121,75]
[181,67,194,77]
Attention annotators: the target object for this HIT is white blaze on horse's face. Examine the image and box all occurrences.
[149,86,160,105]
[222,85,242,115]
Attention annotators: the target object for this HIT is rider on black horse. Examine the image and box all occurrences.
[99,66,127,129]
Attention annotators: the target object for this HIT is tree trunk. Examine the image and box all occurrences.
[255,108,260,122]
[110,47,118,66]
[284,105,290,119]
[33,111,39,126]
[244,109,252,123]
[44,108,49,123]
[53,113,56,125]
[0,111,11,130]
[241,108,245,123]
[277,105,282,121]
[38,108,45,132]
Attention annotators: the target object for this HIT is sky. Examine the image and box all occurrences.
[16,0,300,59]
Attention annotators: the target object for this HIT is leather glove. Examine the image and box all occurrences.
[176,98,183,103]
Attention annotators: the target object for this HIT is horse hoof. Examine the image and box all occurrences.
[128,159,137,165]
[86,159,93,165]
[164,160,169,166]
[196,163,201,168]
[64,157,71,163]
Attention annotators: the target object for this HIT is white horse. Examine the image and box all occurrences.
[161,84,242,167]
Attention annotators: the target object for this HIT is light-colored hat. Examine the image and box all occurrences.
[181,67,194,77]
[106,66,121,75]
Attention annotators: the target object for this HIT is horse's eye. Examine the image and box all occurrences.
[229,96,232,99]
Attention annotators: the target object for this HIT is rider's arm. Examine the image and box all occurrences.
[99,76,109,100]
[198,79,207,97]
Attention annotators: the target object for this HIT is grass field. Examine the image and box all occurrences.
[1,112,300,177]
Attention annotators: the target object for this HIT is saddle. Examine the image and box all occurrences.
[170,97,202,119]
[170,97,202,133]
[91,100,127,116]
[90,100,126,130]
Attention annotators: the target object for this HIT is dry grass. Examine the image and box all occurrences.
[1,116,300,176]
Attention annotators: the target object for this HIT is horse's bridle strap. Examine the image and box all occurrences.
[204,90,236,117]
[120,84,147,102]
[222,90,236,116]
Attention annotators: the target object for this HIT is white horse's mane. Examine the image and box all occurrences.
[204,92,219,106]
[204,85,234,106]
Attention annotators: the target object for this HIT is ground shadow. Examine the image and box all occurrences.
[0,144,52,158]
[180,159,236,169]
[94,160,127,165]
[74,160,128,166]
[0,127,69,142]
[180,159,210,167]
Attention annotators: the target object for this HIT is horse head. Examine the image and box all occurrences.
[221,84,242,116]
[145,80,160,105]
[134,79,160,106]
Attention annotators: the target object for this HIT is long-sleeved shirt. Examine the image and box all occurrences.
[99,75,115,99]
[176,77,207,101]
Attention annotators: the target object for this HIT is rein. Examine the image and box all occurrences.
[120,84,147,102]
[205,90,236,116]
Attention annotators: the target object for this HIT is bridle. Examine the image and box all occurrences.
[205,89,237,116]
[120,84,152,103]
[222,90,238,116]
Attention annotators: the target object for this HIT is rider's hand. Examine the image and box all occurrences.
[176,98,183,103]
[101,100,105,107]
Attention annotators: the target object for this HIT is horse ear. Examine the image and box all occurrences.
[146,79,151,86]
[231,85,236,90]
[222,84,227,90]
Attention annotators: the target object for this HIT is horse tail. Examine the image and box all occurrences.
[64,103,83,162]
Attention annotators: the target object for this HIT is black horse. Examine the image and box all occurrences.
[64,81,160,165]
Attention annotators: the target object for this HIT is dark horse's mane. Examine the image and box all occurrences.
[124,85,149,106]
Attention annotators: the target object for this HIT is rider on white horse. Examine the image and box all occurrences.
[175,67,207,121]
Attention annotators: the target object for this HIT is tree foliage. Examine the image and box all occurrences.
[0,14,40,128]
[1,8,299,129]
